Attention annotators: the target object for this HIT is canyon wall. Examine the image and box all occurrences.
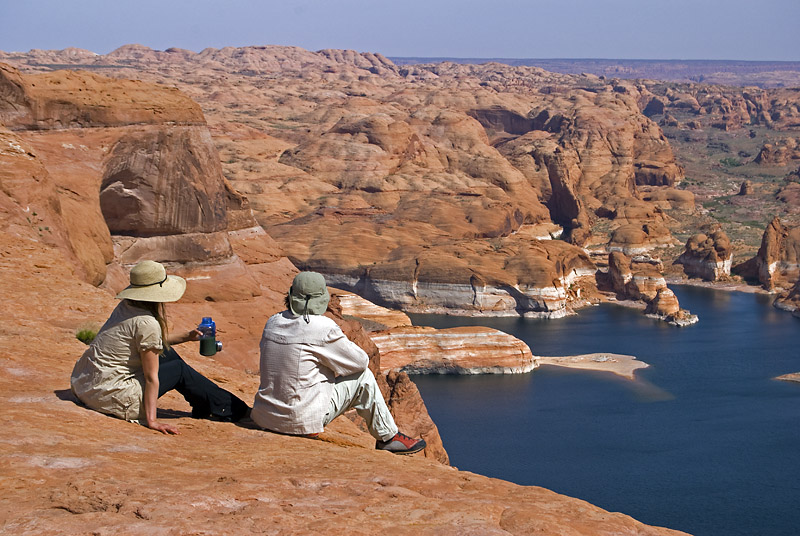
[0,58,692,533]
[0,213,688,535]
[372,325,536,374]
[0,61,446,461]
[0,47,695,320]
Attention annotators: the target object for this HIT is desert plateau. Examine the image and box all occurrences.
[2,40,800,535]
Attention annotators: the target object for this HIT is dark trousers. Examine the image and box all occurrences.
[158,348,249,421]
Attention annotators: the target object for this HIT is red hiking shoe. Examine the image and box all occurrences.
[375,432,426,455]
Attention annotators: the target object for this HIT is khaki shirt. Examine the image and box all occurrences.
[70,301,163,421]
[251,311,369,435]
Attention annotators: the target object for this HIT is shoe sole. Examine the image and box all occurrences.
[392,446,425,455]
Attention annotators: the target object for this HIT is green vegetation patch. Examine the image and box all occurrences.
[720,157,744,168]
[76,325,99,345]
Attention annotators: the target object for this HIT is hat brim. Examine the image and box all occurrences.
[115,275,186,303]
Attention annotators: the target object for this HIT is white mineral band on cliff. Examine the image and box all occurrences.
[371,325,536,375]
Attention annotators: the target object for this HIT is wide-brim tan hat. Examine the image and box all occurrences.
[115,260,186,303]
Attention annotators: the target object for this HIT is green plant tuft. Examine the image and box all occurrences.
[76,328,98,345]
[720,157,743,168]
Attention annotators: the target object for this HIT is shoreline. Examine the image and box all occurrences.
[776,373,800,383]
[387,277,775,321]
[664,276,770,295]
[535,353,648,380]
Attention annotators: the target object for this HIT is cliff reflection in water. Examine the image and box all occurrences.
[409,285,800,536]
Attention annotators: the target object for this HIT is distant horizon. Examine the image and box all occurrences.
[2,1,798,62]
[389,56,800,64]
[4,43,800,66]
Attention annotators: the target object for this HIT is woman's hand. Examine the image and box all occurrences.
[147,421,180,435]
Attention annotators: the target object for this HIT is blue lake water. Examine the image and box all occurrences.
[408,285,800,536]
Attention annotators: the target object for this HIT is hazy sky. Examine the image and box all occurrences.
[1,0,798,61]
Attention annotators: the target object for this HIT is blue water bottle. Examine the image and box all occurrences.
[198,317,222,356]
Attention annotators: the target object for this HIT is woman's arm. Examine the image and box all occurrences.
[141,349,179,435]
[166,329,202,346]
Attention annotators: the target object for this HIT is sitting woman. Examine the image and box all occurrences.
[71,260,249,434]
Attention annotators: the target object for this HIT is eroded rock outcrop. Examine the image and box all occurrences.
[738,180,754,195]
[675,229,733,281]
[2,47,692,317]
[607,251,670,301]
[0,50,695,534]
[733,216,800,291]
[606,251,697,325]
[0,62,203,129]
[335,290,412,329]
[774,277,800,316]
[0,125,86,274]
[776,166,800,205]
[637,83,800,132]
[372,325,536,374]
[0,228,687,534]
[1,62,448,463]
[317,236,598,317]
[754,138,800,165]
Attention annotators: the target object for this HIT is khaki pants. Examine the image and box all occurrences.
[323,368,398,441]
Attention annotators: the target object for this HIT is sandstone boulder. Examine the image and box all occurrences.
[609,221,675,255]
[733,216,800,291]
[675,229,733,281]
[100,126,228,236]
[639,187,695,211]
[1,63,286,304]
[776,168,800,205]
[738,180,754,195]
[754,138,800,165]
[608,251,667,301]
[606,251,695,325]
[645,287,681,316]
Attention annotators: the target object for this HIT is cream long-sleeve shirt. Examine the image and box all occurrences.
[251,311,369,435]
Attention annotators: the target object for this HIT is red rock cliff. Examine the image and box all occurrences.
[0,61,448,462]
[1,47,692,318]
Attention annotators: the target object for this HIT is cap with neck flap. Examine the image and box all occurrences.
[288,271,330,321]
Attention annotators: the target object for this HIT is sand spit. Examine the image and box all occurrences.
[536,353,648,380]
[776,373,800,383]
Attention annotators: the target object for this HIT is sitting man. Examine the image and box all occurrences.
[251,271,426,455]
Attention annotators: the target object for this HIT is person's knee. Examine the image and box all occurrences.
[359,367,378,385]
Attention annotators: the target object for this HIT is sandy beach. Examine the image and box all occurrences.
[776,373,800,383]
[536,353,648,380]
